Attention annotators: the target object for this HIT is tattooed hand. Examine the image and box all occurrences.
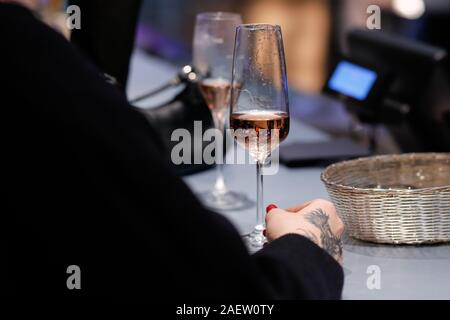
[265,199,344,263]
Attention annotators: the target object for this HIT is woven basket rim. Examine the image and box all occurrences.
[321,152,450,193]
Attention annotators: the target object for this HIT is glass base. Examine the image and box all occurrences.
[243,225,267,252]
[200,189,254,211]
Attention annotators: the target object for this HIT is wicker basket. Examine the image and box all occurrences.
[321,153,450,244]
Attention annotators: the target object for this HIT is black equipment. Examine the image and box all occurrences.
[132,66,215,176]
[323,29,450,152]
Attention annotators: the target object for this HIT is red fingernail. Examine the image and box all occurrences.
[266,204,278,213]
[263,229,266,237]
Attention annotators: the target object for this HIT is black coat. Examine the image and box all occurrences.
[0,3,343,298]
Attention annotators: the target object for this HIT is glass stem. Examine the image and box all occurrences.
[213,112,226,193]
[215,161,226,192]
[255,160,264,231]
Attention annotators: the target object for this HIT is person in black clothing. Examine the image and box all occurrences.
[0,1,344,298]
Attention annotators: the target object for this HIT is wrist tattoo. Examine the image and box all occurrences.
[302,208,342,259]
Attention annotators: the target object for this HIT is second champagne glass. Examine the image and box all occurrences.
[193,12,252,211]
[230,24,290,249]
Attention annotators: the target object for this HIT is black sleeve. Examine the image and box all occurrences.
[0,3,343,299]
[69,0,142,89]
[254,235,344,299]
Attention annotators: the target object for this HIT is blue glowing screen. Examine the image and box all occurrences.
[328,61,377,101]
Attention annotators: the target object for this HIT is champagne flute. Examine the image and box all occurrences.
[230,24,290,249]
[193,12,252,211]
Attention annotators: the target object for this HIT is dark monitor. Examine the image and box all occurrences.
[347,29,446,104]
[323,29,450,152]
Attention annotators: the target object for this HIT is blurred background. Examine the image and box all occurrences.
[136,0,450,93]
[32,0,450,155]
[35,0,450,93]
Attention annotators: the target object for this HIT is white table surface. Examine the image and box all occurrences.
[127,49,450,300]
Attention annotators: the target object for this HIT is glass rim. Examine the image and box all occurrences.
[196,11,241,21]
[237,23,281,31]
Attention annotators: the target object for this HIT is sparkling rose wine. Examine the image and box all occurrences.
[199,78,231,115]
[230,110,289,161]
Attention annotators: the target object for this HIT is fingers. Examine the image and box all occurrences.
[266,204,278,213]
[265,199,337,222]
[285,199,335,214]
[265,198,345,264]
[265,203,283,219]
[265,206,286,223]
[265,199,334,222]
[298,199,336,217]
[284,200,314,213]
[266,200,317,216]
